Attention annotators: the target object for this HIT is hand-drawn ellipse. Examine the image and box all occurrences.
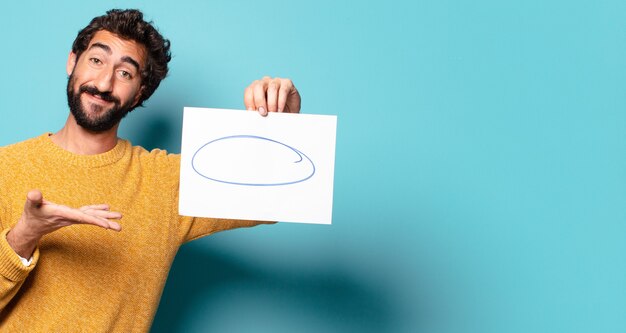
[191,135,316,186]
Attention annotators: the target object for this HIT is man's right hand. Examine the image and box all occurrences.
[6,190,122,258]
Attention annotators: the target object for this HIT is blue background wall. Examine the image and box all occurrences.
[0,1,624,332]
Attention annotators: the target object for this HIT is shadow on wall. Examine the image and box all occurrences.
[129,116,174,151]
[120,103,183,153]
[135,99,402,332]
[151,243,398,333]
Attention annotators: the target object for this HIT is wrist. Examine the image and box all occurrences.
[7,219,41,259]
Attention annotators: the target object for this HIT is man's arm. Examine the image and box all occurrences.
[0,190,121,311]
[0,227,39,311]
[7,190,122,258]
[178,76,300,242]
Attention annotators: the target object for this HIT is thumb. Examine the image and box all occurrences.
[26,190,43,209]
[286,88,301,114]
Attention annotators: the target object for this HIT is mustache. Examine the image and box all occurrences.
[79,85,119,104]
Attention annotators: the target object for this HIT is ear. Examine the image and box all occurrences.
[132,85,145,108]
[66,51,77,76]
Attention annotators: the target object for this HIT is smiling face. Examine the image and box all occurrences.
[66,30,147,133]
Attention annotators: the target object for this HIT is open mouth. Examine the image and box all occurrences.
[79,85,118,105]
[85,92,113,104]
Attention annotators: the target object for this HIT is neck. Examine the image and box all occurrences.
[51,115,120,155]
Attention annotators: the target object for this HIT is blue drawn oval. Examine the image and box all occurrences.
[191,135,316,186]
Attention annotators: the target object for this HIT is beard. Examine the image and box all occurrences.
[66,74,136,133]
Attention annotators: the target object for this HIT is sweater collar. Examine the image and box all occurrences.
[38,133,129,168]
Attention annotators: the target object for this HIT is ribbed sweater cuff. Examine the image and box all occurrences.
[0,228,39,281]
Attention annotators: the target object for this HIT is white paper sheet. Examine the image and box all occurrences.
[179,107,337,224]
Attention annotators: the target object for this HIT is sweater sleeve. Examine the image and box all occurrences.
[165,151,275,243]
[0,146,39,311]
[0,228,39,312]
[179,216,274,244]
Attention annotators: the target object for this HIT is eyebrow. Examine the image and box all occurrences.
[88,42,141,72]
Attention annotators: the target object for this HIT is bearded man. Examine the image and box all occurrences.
[0,9,300,332]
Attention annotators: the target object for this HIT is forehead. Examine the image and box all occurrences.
[86,30,147,68]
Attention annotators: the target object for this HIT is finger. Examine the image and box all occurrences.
[244,85,255,111]
[77,214,122,232]
[80,214,122,232]
[80,204,110,211]
[26,190,43,209]
[253,81,268,116]
[266,79,280,112]
[83,208,122,220]
[286,87,301,113]
[62,207,122,232]
[277,79,294,113]
[106,221,122,231]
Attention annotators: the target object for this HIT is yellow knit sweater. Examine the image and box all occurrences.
[0,133,266,332]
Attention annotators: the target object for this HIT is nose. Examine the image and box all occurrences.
[94,69,114,93]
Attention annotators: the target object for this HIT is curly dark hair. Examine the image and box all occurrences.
[71,9,171,107]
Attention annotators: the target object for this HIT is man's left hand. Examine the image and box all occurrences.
[244,76,301,116]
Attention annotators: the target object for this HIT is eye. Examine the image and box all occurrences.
[118,70,133,80]
[89,57,102,65]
